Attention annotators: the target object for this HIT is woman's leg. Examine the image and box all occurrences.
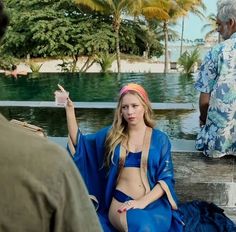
[108,189,133,231]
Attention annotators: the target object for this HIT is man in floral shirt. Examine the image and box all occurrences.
[195,0,236,158]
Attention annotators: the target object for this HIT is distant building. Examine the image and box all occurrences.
[194,38,205,45]
[158,37,219,68]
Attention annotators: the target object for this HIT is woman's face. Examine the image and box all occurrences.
[121,93,145,127]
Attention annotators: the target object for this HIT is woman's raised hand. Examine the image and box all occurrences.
[57,84,66,92]
[56,84,74,108]
[56,84,78,147]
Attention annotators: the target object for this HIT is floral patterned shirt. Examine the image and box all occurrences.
[194,32,236,158]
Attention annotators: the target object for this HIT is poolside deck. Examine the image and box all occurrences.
[0,101,197,110]
[173,151,236,223]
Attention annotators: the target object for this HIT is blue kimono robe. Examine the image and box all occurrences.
[67,127,184,232]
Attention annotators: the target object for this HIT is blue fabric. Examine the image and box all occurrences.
[126,198,174,232]
[113,189,133,202]
[68,127,236,231]
[69,127,183,231]
[179,201,236,232]
[97,212,117,232]
[113,190,184,232]
[124,151,141,168]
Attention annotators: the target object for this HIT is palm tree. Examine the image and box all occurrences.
[202,13,221,43]
[141,0,171,20]
[141,0,176,73]
[73,0,142,73]
[159,1,186,73]
[73,0,173,73]
[159,0,205,73]
[179,0,206,56]
[141,0,203,73]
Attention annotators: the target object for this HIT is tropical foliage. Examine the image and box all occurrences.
[95,52,116,73]
[0,52,17,70]
[178,47,200,75]
[0,0,207,73]
[28,61,43,73]
[133,20,164,58]
[179,0,206,56]
[72,0,174,72]
[162,0,205,73]
[133,0,205,73]
[73,0,136,73]
[1,0,164,72]
[202,13,221,43]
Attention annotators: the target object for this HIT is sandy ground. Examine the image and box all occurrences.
[11,57,170,73]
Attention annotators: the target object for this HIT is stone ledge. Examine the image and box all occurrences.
[49,136,199,153]
[0,101,197,110]
[173,152,236,222]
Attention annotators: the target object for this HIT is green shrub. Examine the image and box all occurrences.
[96,53,116,73]
[0,54,18,70]
[178,47,200,75]
[28,62,43,72]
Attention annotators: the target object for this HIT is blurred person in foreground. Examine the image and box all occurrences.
[195,0,236,158]
[0,1,102,231]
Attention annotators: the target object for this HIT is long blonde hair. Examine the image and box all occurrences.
[105,90,155,167]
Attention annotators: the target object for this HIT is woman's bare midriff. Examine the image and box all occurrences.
[108,167,146,231]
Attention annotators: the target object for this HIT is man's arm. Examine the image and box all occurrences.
[199,92,210,126]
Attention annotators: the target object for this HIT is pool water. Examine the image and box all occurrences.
[0,72,200,140]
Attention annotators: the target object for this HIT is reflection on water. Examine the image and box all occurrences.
[0,72,199,140]
[0,72,198,103]
[0,107,199,140]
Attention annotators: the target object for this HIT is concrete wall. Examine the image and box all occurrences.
[173,151,236,222]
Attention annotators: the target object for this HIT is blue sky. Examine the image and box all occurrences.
[175,0,217,40]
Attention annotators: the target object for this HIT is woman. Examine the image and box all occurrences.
[60,83,184,232]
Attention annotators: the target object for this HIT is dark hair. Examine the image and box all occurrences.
[0,0,9,39]
[11,64,17,70]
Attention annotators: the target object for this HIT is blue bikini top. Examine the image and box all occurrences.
[124,151,142,168]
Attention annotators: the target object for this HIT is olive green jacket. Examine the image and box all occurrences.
[0,114,102,232]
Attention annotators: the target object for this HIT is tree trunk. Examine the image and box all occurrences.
[72,55,78,73]
[79,57,94,72]
[163,21,169,74]
[180,17,185,56]
[114,17,121,73]
[146,44,150,59]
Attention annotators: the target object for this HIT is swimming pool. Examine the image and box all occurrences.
[0,72,199,139]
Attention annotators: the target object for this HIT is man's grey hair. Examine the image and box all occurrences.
[217,0,236,22]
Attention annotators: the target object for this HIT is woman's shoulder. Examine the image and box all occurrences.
[152,128,168,137]
[97,126,111,135]
[151,128,170,143]
[92,126,111,141]
[82,126,110,142]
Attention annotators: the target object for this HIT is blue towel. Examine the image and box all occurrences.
[179,201,236,232]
